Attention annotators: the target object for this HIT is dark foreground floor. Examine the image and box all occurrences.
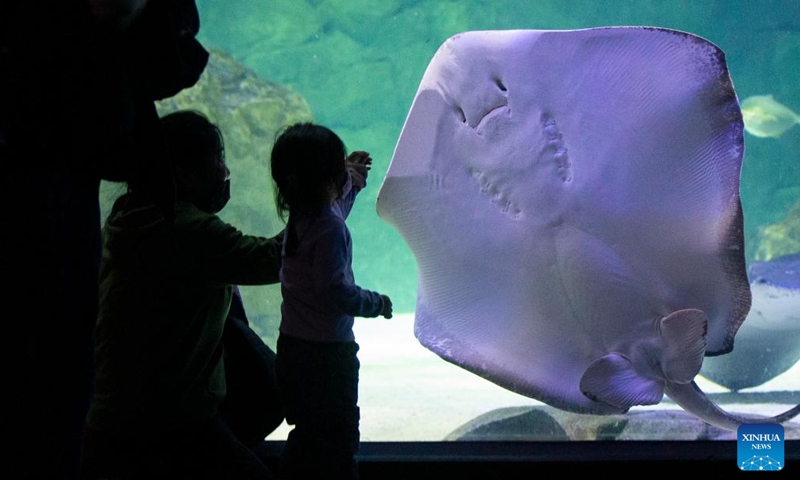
[258,440,799,478]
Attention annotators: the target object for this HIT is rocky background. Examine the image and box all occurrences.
[756,198,800,261]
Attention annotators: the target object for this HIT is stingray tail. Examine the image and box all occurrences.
[664,381,800,431]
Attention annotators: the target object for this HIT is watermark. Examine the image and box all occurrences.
[738,424,784,471]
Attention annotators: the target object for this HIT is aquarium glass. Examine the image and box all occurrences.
[101,0,800,442]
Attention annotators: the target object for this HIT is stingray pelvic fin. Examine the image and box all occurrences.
[580,353,664,410]
[659,309,708,384]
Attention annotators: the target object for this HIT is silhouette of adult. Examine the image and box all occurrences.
[0,1,208,478]
[83,110,283,479]
[220,287,285,451]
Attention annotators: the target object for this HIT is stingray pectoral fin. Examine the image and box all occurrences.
[580,353,665,410]
[659,309,708,384]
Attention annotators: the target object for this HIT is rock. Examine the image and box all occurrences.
[445,406,570,441]
[446,405,800,441]
[755,199,800,261]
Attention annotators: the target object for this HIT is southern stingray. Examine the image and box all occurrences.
[376,27,800,431]
[700,252,800,391]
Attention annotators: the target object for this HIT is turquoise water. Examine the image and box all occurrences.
[185,0,800,441]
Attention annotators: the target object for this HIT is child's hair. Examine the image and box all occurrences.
[270,122,347,222]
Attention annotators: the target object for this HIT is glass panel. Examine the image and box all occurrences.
[102,0,800,443]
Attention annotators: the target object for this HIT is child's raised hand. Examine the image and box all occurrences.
[380,294,393,319]
[347,150,372,167]
[347,151,372,190]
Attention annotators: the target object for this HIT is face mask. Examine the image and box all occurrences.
[198,178,230,214]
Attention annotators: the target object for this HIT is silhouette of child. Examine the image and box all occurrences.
[270,123,393,480]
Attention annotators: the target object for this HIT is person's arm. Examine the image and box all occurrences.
[177,209,284,286]
[346,150,372,191]
[335,174,357,220]
[311,217,390,318]
[334,150,373,219]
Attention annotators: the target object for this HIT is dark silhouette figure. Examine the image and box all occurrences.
[270,123,393,480]
[0,1,207,478]
[220,287,285,450]
[82,110,284,479]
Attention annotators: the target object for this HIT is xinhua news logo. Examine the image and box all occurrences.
[737,424,784,471]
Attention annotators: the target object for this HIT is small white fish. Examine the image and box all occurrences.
[740,94,800,138]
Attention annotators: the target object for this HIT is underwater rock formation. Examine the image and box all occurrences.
[446,405,800,441]
[755,198,800,262]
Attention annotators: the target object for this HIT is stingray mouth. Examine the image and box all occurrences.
[456,101,510,130]
[456,79,511,130]
[475,104,510,131]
